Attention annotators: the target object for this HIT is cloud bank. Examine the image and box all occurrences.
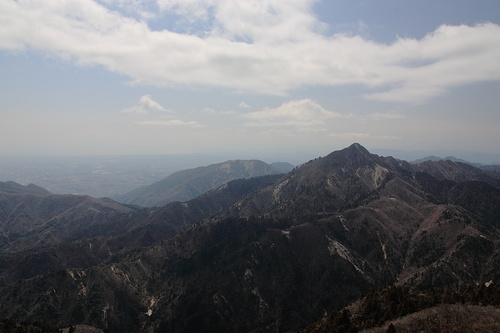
[2,0,500,102]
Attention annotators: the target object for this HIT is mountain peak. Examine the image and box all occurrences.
[323,143,376,167]
[345,142,370,154]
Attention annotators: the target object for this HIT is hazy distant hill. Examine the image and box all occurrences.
[0,181,51,195]
[411,160,500,187]
[411,155,500,172]
[0,144,498,332]
[270,161,295,171]
[411,155,480,165]
[481,164,500,172]
[115,159,291,207]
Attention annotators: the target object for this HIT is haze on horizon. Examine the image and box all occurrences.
[1,0,500,161]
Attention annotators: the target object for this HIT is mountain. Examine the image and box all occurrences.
[412,155,500,174]
[270,161,295,172]
[114,159,288,207]
[412,159,500,187]
[0,181,51,195]
[411,155,482,166]
[411,155,443,163]
[411,154,500,170]
[481,164,500,172]
[0,187,139,254]
[225,143,500,287]
[0,144,498,332]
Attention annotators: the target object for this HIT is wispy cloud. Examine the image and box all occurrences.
[1,1,500,102]
[121,95,169,114]
[123,94,203,127]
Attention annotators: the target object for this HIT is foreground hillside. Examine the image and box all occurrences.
[306,284,500,332]
[362,304,500,333]
[0,144,498,332]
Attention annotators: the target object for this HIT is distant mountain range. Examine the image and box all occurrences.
[0,144,498,332]
[113,159,293,207]
[412,154,481,164]
[412,155,500,171]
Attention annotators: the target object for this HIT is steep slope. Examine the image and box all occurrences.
[115,159,287,207]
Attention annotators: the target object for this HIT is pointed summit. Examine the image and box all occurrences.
[344,142,371,155]
[230,143,393,217]
[324,143,377,168]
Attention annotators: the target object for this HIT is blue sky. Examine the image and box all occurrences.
[1,0,500,163]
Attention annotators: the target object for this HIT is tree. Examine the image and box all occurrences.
[386,323,396,333]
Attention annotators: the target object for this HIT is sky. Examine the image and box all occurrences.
[1,0,500,163]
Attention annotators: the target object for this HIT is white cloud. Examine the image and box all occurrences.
[362,23,500,102]
[122,95,168,114]
[139,95,166,111]
[239,102,250,108]
[1,1,500,102]
[244,99,341,129]
[157,0,323,41]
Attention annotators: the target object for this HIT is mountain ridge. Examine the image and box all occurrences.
[0,143,498,332]
[114,159,289,207]
[0,181,51,195]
